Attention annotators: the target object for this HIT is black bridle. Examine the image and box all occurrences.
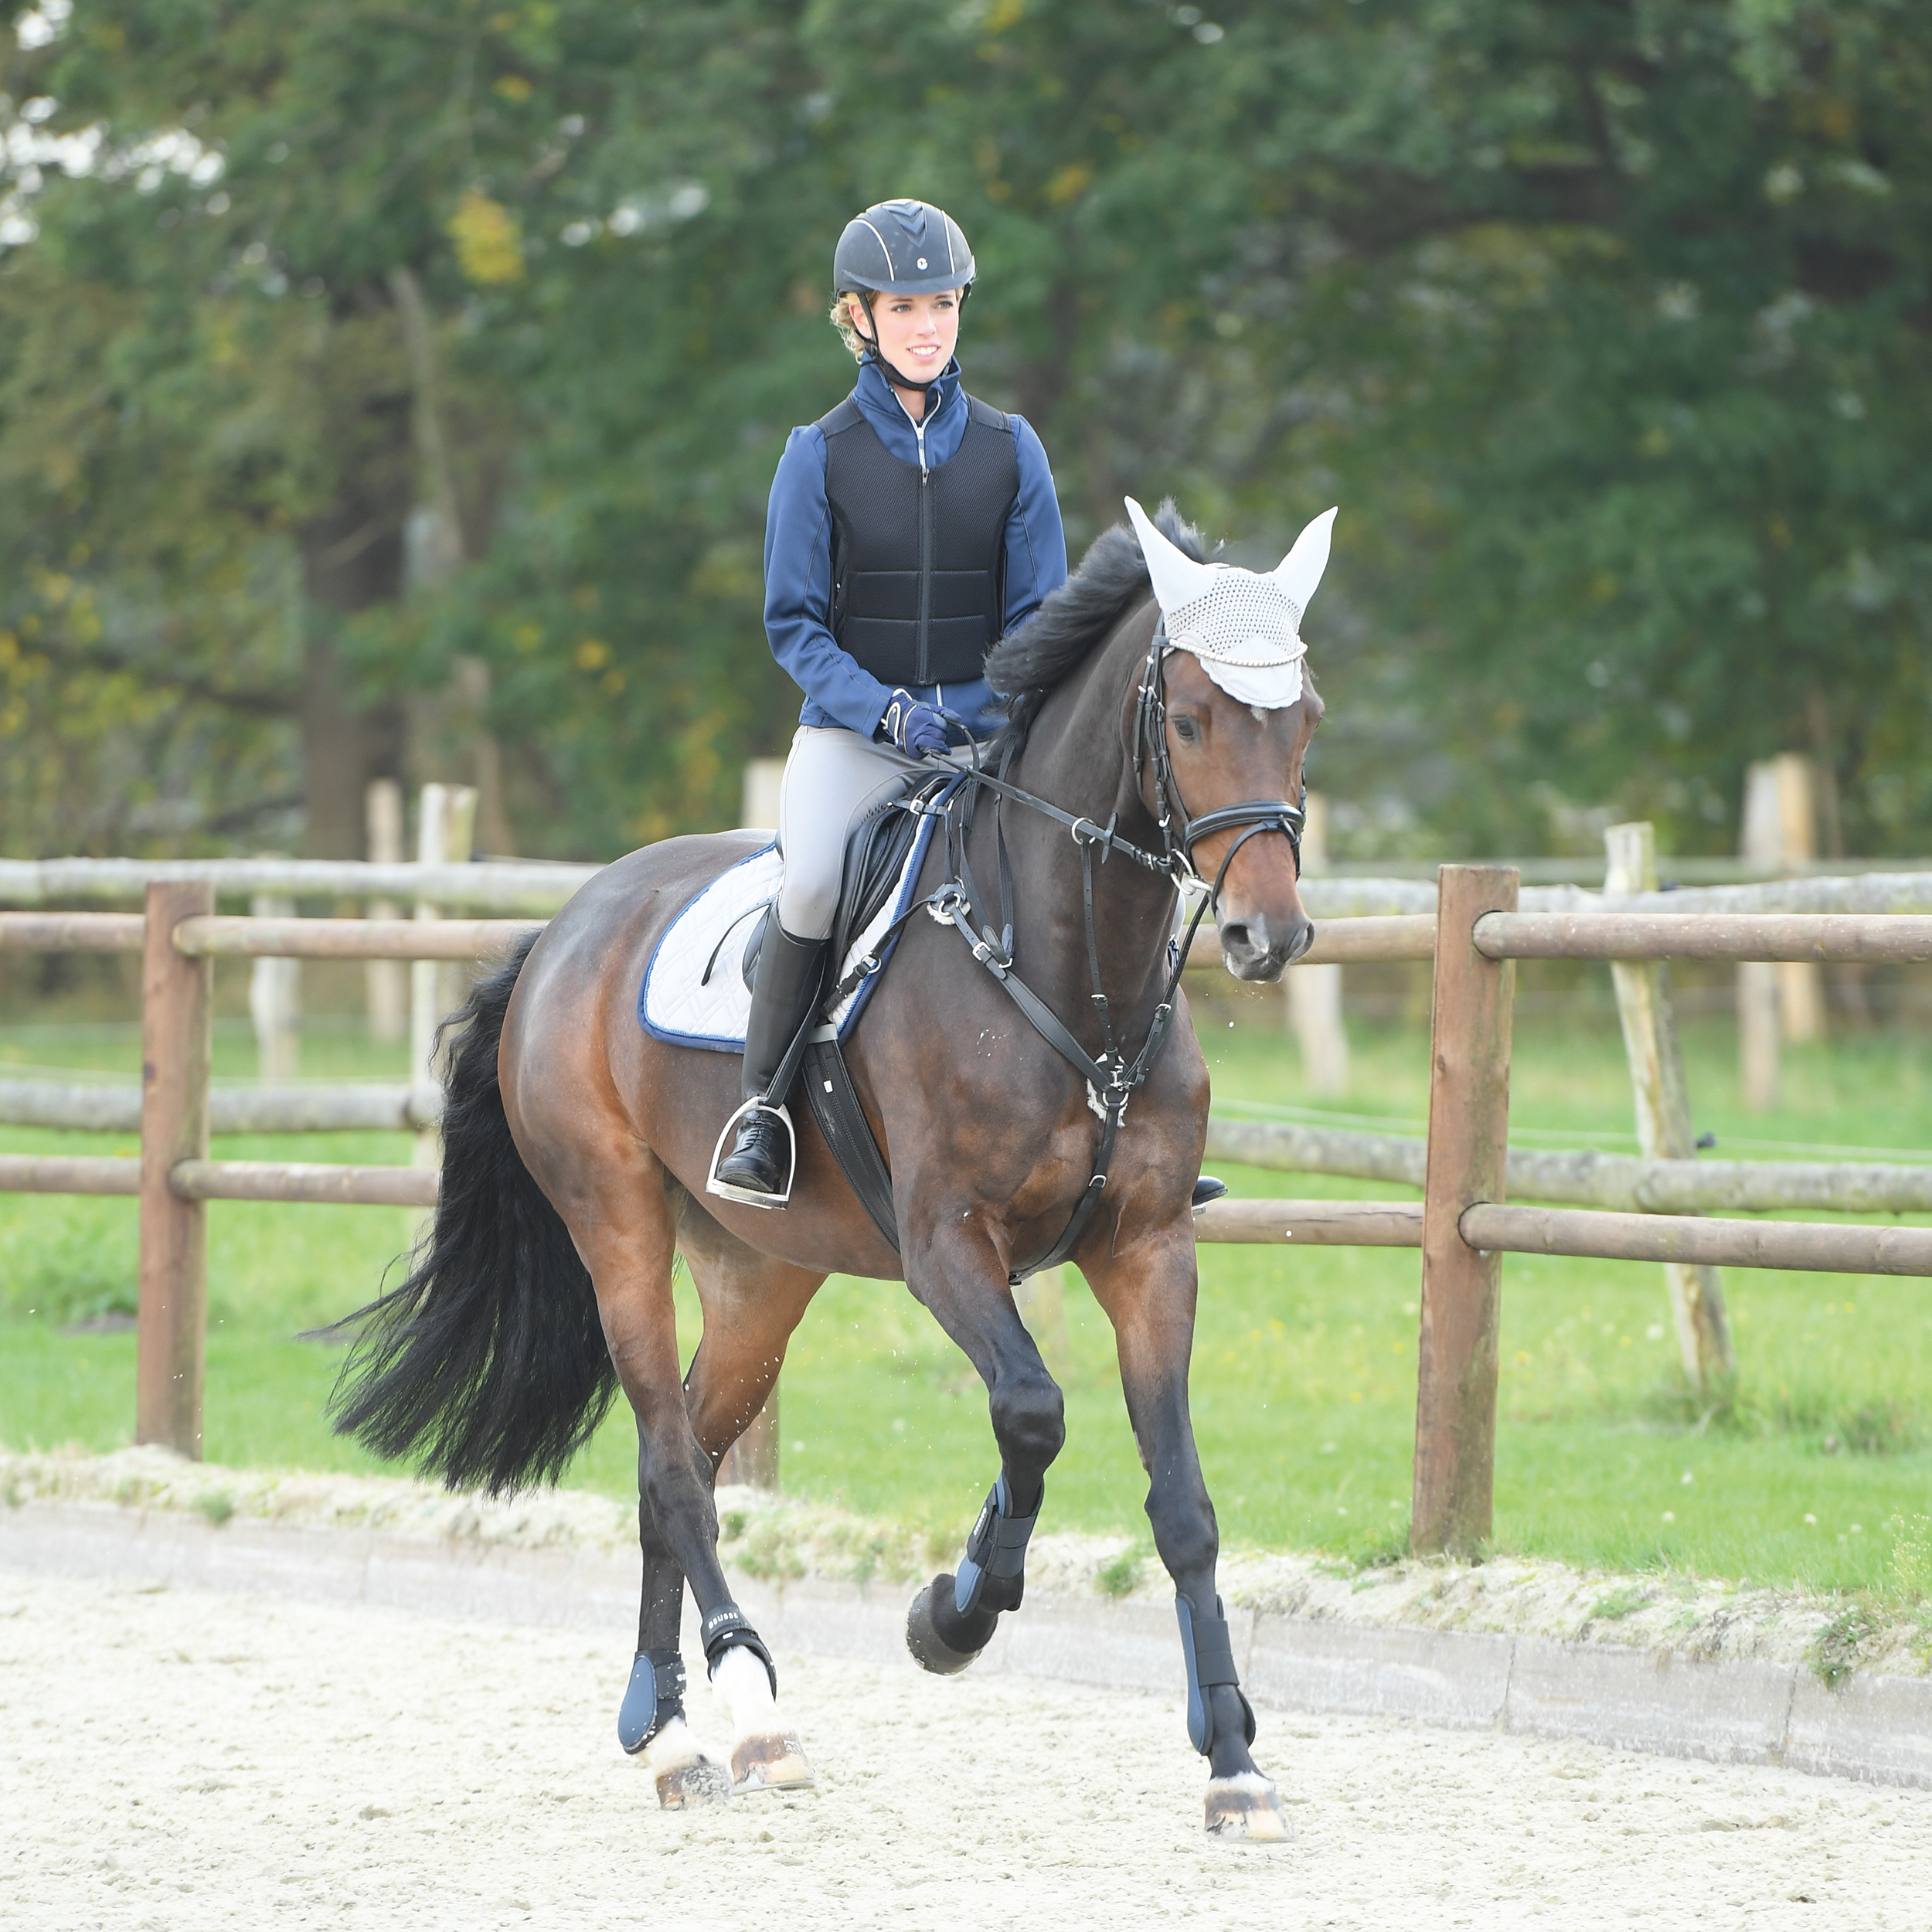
[1132,622,1307,900]
[838,628,1308,1282]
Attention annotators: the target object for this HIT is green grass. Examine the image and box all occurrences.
[3,992,1930,1600]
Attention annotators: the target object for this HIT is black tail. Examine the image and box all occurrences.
[328,936,617,1493]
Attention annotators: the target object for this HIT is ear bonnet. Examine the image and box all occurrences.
[1124,497,1336,709]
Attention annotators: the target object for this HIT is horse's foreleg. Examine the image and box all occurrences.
[1085,1226,1291,1842]
[901,1223,1066,1672]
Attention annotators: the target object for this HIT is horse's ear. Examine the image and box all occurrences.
[1125,495,1215,615]
[1273,507,1338,614]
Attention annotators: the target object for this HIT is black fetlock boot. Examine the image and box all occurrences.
[713,921,828,1201]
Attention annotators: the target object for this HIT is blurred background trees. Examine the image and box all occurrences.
[0,0,1926,861]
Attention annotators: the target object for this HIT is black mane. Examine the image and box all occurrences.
[985,498,1206,750]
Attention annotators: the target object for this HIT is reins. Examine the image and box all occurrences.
[848,627,1306,1282]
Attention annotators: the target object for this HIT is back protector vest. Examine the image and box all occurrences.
[818,393,1020,689]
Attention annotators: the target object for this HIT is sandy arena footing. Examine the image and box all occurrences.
[3,1566,1930,1931]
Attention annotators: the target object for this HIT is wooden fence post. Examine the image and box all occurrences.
[740,758,785,832]
[716,1385,780,1489]
[1604,824,1733,1391]
[137,879,213,1458]
[1769,753,1825,1041]
[411,783,478,1169]
[718,753,792,1488]
[1737,754,1825,1107]
[1287,792,1349,1095]
[365,778,407,1044]
[248,886,301,1082]
[1411,865,1518,1558]
[1014,1264,1074,1380]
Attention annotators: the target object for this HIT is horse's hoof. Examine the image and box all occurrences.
[1204,1772,1293,1842]
[731,1730,815,1794]
[905,1581,982,1675]
[653,1755,733,1810]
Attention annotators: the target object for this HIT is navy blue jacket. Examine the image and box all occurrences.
[763,359,1068,740]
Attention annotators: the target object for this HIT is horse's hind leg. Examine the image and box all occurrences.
[623,1425,733,1808]
[522,1140,762,1808]
[675,1206,825,1794]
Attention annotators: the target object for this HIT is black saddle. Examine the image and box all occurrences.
[738,774,940,992]
[727,771,954,1253]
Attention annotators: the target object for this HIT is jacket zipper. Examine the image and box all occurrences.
[915,416,933,685]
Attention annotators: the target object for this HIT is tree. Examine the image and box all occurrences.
[2,1,1927,862]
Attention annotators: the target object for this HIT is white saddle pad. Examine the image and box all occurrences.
[638,818,937,1052]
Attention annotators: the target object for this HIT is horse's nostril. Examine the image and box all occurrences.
[1219,922,1250,954]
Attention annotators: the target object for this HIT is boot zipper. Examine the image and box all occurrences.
[915,417,932,685]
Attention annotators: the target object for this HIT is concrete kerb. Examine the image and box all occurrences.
[6,1496,1928,1792]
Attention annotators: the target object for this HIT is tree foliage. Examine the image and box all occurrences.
[0,0,1926,860]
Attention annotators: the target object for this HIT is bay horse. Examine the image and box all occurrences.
[331,502,1325,1838]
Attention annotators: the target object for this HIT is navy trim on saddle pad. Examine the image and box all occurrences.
[635,815,939,1053]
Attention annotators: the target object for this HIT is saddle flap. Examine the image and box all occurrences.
[832,780,936,962]
[640,801,944,1056]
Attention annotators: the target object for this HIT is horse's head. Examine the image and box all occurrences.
[1127,497,1335,983]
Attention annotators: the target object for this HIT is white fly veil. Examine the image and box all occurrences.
[1124,496,1337,709]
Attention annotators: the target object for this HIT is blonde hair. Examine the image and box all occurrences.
[828,290,868,361]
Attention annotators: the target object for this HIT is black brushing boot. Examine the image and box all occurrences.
[714,920,829,1199]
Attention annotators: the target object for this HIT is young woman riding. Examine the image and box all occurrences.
[713,197,1070,1199]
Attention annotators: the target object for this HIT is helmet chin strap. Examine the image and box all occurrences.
[852,287,963,396]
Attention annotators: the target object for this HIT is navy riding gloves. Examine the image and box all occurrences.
[879,689,951,758]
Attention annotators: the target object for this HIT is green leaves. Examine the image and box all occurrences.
[2,0,1928,859]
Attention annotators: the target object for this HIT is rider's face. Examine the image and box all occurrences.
[850,289,961,385]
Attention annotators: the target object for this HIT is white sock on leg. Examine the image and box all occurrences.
[709,1643,778,1744]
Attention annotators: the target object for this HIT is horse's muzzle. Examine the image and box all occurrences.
[1217,912,1313,983]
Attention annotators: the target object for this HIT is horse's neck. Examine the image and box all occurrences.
[999,607,1175,1012]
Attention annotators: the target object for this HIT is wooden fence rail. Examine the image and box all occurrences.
[0,1154,437,1206]
[1475,910,1932,964]
[172,916,546,960]
[1,870,1928,1551]
[0,1154,141,1195]
[0,1080,435,1134]
[1203,1116,1932,1213]
[0,858,595,913]
[1459,1203,1932,1277]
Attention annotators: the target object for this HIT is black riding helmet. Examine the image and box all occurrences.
[832,199,976,393]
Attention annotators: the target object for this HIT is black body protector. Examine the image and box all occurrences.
[818,392,1019,689]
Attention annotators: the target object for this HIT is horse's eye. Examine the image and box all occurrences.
[1173,716,1199,745]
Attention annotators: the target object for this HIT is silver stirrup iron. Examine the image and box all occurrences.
[705,1098,798,1210]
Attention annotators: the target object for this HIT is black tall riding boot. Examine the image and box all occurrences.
[714,921,829,1199]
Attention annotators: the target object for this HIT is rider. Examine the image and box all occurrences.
[713,199,1070,1199]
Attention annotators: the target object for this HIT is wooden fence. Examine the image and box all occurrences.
[2,867,1930,1561]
